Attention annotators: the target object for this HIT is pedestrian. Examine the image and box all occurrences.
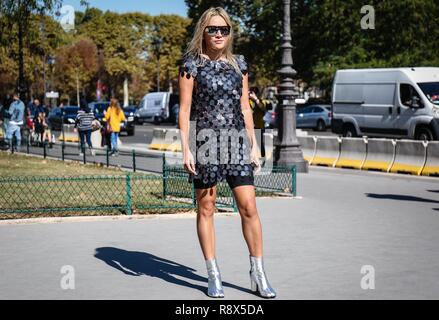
[74,104,96,156]
[178,7,276,298]
[104,98,126,156]
[32,99,48,118]
[33,111,52,147]
[1,95,11,138]
[5,93,25,150]
[32,99,53,146]
[249,86,267,158]
[0,100,6,138]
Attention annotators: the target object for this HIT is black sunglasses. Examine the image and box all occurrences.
[205,25,231,36]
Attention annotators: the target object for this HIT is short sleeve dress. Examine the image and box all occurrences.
[179,52,255,185]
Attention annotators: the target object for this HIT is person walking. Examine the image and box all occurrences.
[33,111,52,147]
[104,98,126,156]
[74,104,96,156]
[249,86,267,158]
[0,100,8,139]
[178,7,276,298]
[1,95,12,141]
[5,93,25,150]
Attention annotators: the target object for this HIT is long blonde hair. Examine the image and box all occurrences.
[110,98,122,115]
[183,7,242,76]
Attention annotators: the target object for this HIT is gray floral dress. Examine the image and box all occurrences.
[179,52,255,185]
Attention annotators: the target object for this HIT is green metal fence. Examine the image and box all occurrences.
[163,156,297,212]
[0,173,195,217]
[0,155,296,218]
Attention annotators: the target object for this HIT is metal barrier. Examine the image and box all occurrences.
[0,149,297,218]
[422,141,439,176]
[310,136,340,167]
[389,140,427,175]
[362,138,396,172]
[0,174,195,217]
[162,156,297,212]
[335,137,367,169]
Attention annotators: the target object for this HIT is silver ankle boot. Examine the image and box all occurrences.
[249,255,276,298]
[205,258,225,298]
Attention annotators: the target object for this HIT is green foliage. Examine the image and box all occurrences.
[1,1,439,102]
[185,0,439,92]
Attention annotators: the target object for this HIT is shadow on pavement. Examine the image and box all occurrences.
[427,190,439,193]
[366,193,439,204]
[94,247,254,297]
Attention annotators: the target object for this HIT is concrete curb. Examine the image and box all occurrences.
[0,211,239,226]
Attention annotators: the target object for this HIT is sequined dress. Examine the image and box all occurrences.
[179,52,254,185]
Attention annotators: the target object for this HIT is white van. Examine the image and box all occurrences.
[331,67,439,140]
[135,92,179,125]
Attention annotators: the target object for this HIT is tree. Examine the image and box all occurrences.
[0,0,88,99]
[56,38,98,105]
[185,0,439,96]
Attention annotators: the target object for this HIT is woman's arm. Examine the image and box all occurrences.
[178,68,196,174]
[241,73,261,171]
[241,73,259,153]
[104,108,110,121]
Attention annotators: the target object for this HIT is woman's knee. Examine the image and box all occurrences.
[197,199,216,217]
[238,198,257,219]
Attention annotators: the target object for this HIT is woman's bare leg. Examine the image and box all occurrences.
[232,185,263,257]
[195,186,217,260]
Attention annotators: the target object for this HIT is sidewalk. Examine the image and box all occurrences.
[0,166,438,299]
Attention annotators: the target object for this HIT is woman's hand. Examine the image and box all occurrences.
[183,150,197,175]
[249,91,259,102]
[250,145,261,174]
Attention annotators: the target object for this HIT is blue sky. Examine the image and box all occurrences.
[62,0,188,17]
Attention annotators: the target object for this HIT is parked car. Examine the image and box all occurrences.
[296,105,332,131]
[135,92,179,125]
[170,103,179,126]
[47,106,79,130]
[121,105,137,136]
[88,101,136,136]
[263,104,278,129]
[331,67,439,140]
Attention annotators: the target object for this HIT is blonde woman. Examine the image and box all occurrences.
[104,99,126,156]
[178,7,276,298]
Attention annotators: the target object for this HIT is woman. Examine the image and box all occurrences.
[74,104,96,156]
[178,7,276,298]
[33,112,52,148]
[104,99,126,156]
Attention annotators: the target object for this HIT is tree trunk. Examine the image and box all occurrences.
[18,20,25,99]
[76,71,80,107]
[123,76,129,106]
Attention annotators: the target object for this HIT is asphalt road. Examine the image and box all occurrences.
[1,166,438,299]
[51,123,336,147]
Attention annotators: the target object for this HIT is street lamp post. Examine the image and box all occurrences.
[152,36,163,92]
[274,0,308,172]
[47,54,56,108]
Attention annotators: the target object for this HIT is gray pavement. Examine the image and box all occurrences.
[1,166,438,299]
